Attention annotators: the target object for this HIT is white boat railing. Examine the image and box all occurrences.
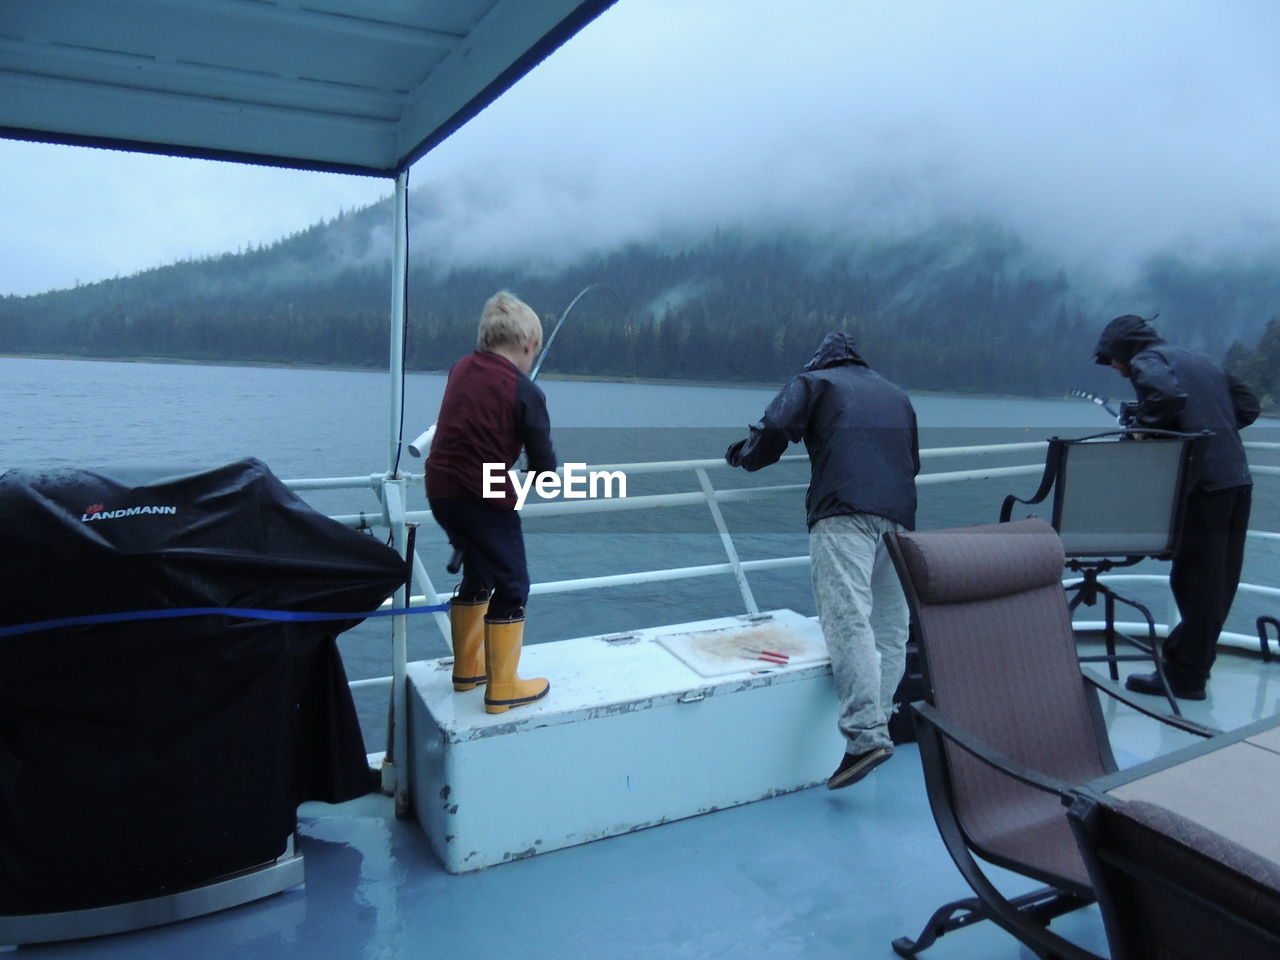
[286,437,1278,802]
[287,435,1280,664]
[293,440,1052,637]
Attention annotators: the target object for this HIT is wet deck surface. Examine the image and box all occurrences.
[11,642,1279,960]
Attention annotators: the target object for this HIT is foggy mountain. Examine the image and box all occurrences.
[1,187,1277,402]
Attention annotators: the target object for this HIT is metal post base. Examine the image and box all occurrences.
[0,840,303,946]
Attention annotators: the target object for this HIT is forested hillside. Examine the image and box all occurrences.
[1227,319,1280,410]
[2,192,1276,400]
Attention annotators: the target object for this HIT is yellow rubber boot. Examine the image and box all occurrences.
[483,616,549,714]
[449,597,488,691]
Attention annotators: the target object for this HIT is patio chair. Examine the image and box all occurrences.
[999,430,1207,714]
[1066,794,1280,960]
[884,518,1214,959]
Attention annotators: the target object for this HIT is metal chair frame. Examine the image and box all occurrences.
[885,520,1215,959]
[1000,429,1208,715]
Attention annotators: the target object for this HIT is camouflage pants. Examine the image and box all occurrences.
[810,513,909,754]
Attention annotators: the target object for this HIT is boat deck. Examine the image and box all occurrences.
[12,639,1278,960]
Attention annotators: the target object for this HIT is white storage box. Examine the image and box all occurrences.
[407,609,844,873]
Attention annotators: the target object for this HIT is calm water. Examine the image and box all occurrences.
[5,356,1278,750]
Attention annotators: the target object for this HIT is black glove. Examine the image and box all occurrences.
[1117,401,1137,426]
[725,439,747,467]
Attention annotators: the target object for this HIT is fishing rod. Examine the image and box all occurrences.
[408,283,622,458]
[1067,388,1121,419]
[530,282,623,380]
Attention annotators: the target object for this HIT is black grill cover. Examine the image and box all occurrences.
[0,458,407,914]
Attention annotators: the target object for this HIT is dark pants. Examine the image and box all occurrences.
[428,496,529,620]
[1163,485,1252,686]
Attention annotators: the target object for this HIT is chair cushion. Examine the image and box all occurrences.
[1112,798,1280,897]
[1092,798,1280,954]
[893,518,1065,604]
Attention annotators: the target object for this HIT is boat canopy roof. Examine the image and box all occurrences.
[0,0,615,177]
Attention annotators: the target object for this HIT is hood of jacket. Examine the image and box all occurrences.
[803,332,868,372]
[1094,315,1163,366]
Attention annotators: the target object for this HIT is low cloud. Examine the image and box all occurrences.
[412,0,1280,284]
[3,0,1278,296]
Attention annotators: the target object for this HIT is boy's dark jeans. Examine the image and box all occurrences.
[429,495,529,620]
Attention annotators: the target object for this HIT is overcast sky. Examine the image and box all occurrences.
[2,0,1278,297]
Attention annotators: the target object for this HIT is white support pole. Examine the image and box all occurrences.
[388,171,409,475]
[380,477,412,815]
[380,169,410,813]
[696,467,759,614]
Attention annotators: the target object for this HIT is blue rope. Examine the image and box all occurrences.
[0,601,451,639]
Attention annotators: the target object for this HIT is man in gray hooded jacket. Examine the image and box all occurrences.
[1093,314,1260,699]
[726,333,920,788]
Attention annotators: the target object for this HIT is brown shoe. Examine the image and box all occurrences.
[827,746,892,789]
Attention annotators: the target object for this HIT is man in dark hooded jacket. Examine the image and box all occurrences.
[1093,314,1260,699]
[726,333,919,788]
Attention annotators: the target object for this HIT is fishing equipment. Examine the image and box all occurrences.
[1067,388,1121,420]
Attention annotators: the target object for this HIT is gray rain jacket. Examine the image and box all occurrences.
[726,333,920,529]
[1093,315,1260,492]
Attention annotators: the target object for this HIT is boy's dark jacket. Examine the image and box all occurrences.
[426,350,556,509]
